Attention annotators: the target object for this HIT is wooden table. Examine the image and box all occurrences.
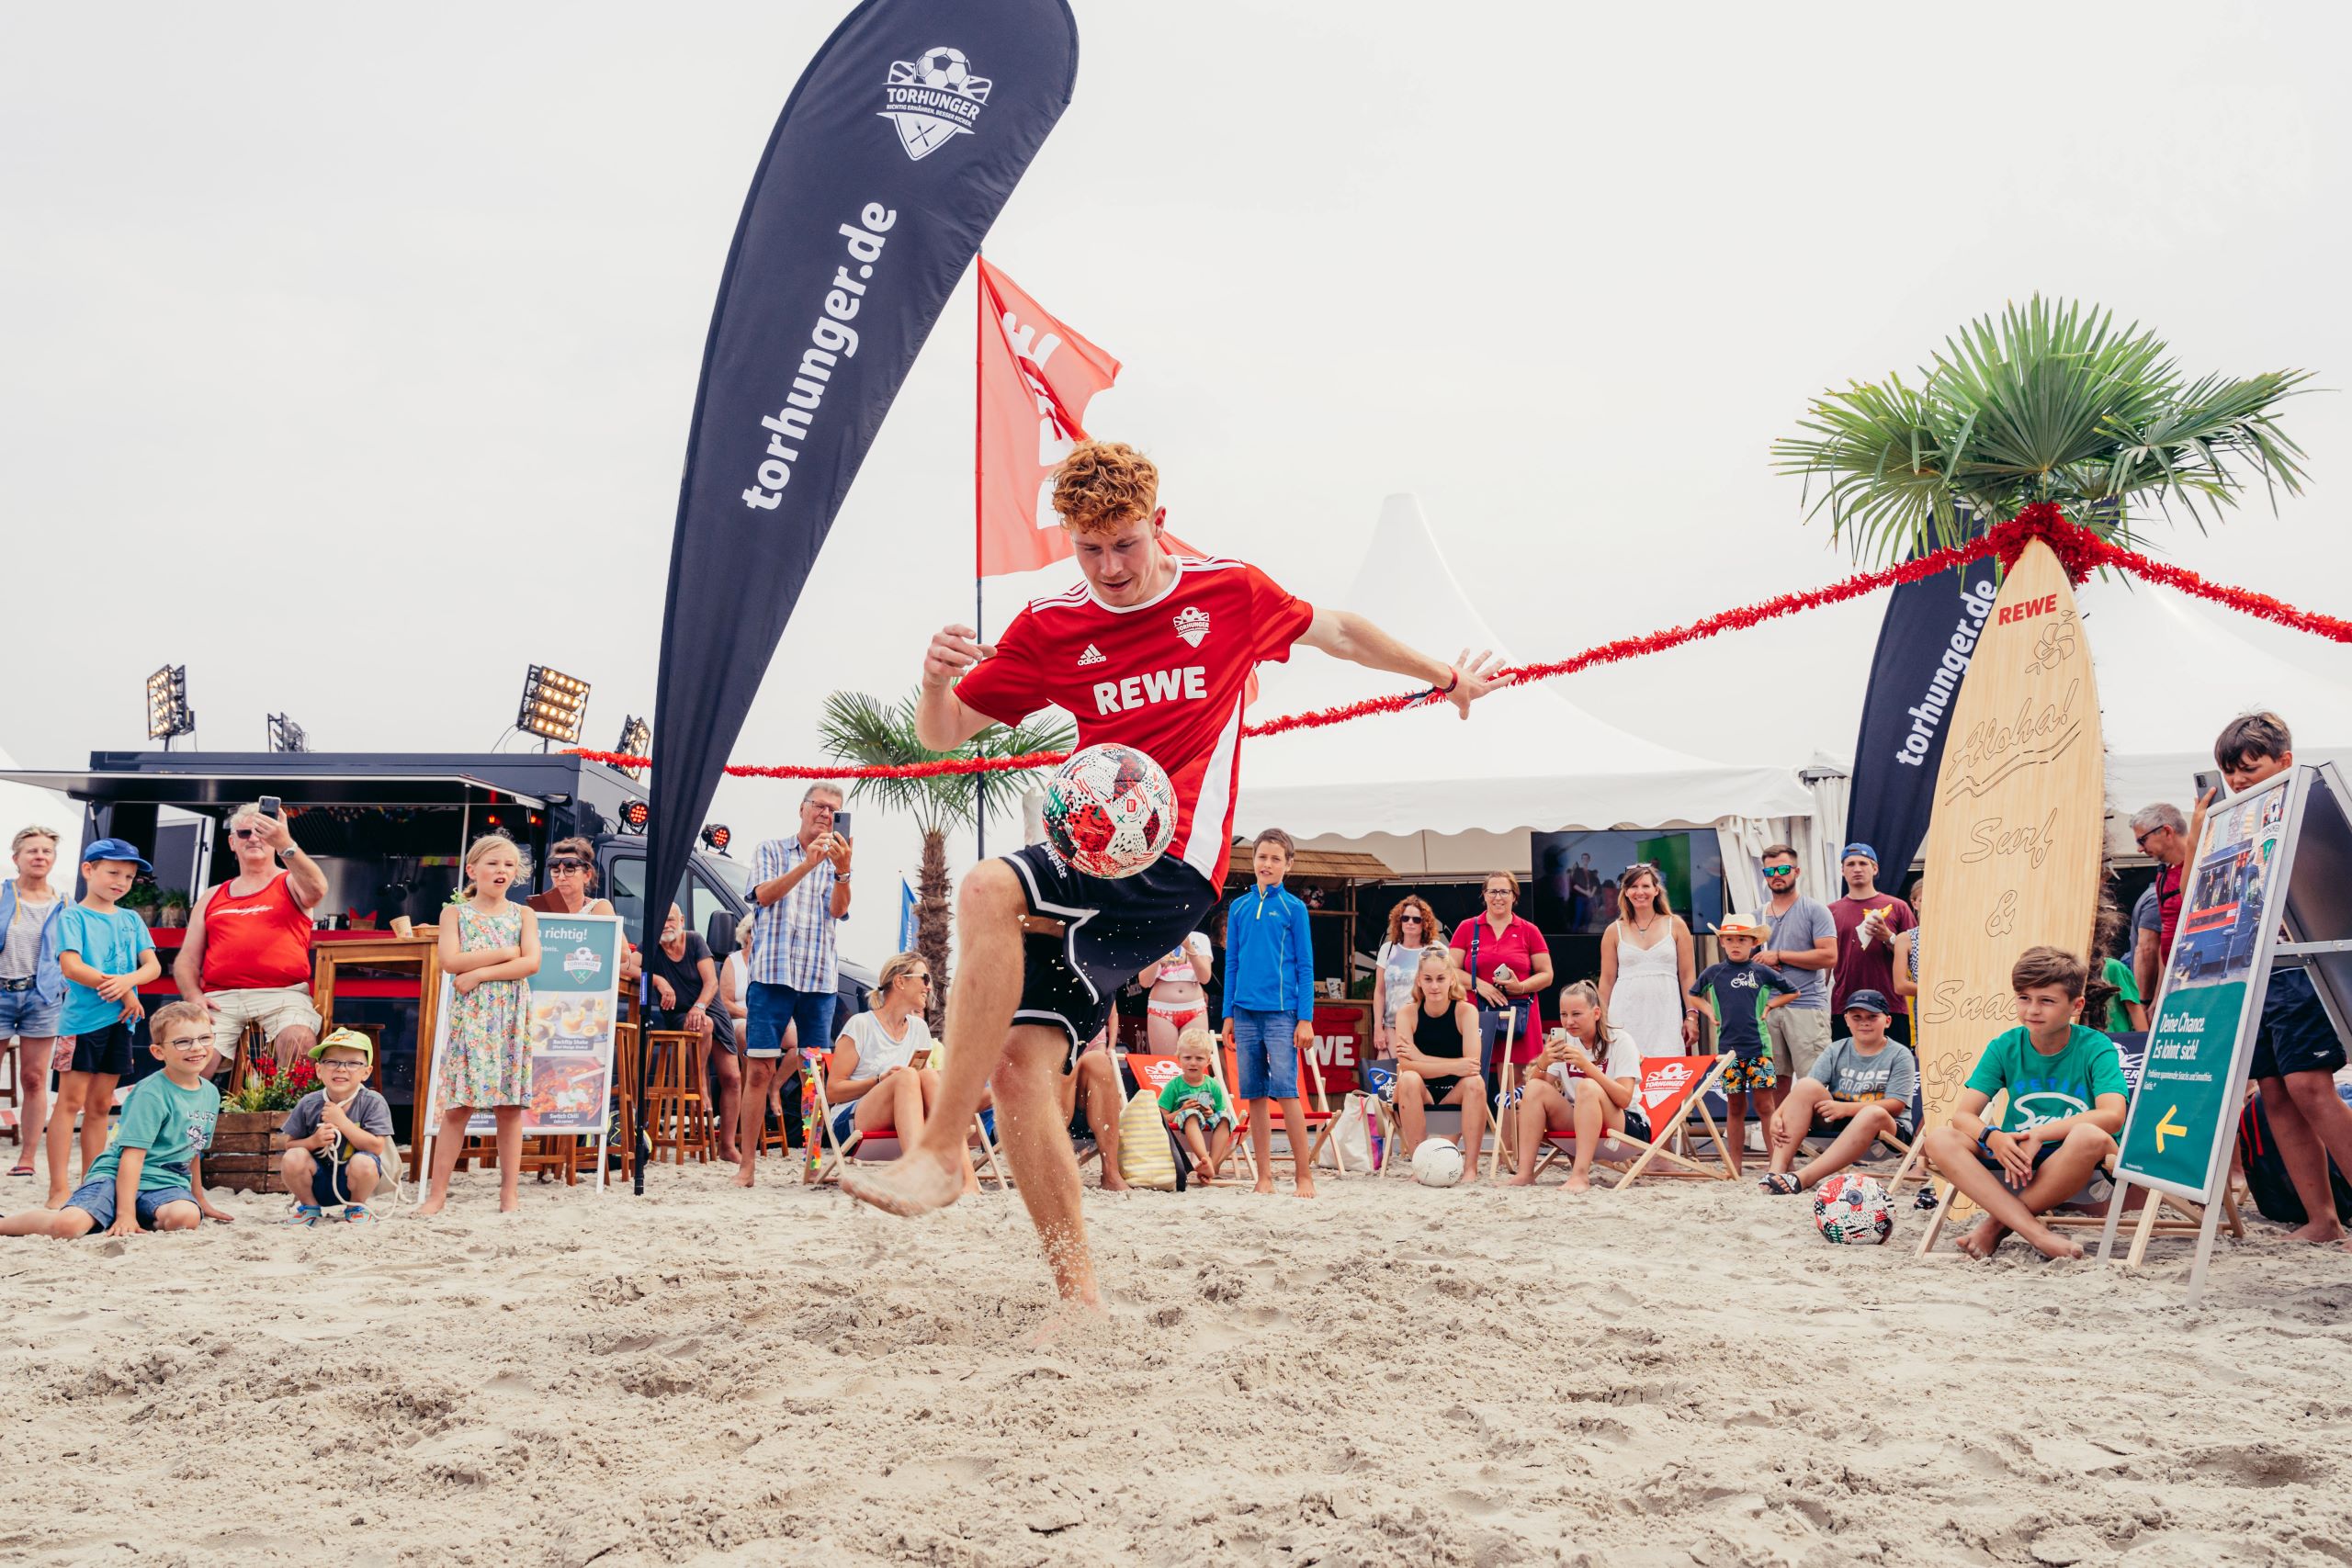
[310,932,445,1183]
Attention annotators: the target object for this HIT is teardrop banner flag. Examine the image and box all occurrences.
[641,0,1079,1191]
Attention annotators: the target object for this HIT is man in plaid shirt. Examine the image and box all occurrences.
[737,783,853,1185]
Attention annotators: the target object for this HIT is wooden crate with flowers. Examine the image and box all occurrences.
[210,1056,316,1192]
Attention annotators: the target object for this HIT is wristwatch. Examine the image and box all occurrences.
[836,870,854,881]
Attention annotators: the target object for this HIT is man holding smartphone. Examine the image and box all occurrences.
[738,783,853,1186]
[175,799,328,1073]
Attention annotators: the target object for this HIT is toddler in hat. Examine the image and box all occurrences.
[278,1027,396,1224]
[1689,917,1798,1177]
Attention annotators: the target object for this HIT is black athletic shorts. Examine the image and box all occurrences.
[1001,843,1218,1068]
[70,1019,137,1077]
[2250,970,2347,1080]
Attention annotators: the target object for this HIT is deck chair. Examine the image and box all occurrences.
[1915,1148,2244,1258]
[1122,1051,1215,1188]
[804,1046,1008,1190]
[1522,1054,1738,1188]
[1376,1006,1516,1176]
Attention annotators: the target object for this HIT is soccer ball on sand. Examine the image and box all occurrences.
[1041,743,1177,879]
[1813,1173,1894,1245]
[1410,1138,1465,1188]
[916,47,970,90]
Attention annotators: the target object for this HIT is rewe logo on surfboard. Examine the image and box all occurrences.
[880,47,992,161]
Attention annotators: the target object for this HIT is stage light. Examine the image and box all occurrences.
[517,664,590,745]
[615,716,650,776]
[700,823,731,854]
[145,665,195,748]
[266,713,308,753]
[620,800,650,833]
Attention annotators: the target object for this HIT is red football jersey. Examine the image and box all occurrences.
[957,557,1315,886]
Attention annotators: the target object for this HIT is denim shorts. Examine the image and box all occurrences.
[0,987,63,1038]
[66,1173,198,1231]
[743,981,834,1061]
[1229,1009,1300,1101]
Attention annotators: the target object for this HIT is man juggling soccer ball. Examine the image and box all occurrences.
[845,442,1510,1311]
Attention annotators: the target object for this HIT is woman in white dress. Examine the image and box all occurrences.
[1598,863,1697,1055]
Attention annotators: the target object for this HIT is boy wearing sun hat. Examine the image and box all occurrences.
[277,1027,396,1224]
[1689,917,1799,1177]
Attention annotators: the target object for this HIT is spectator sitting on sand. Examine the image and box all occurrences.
[278,1028,396,1225]
[1390,948,1487,1183]
[1921,947,2126,1260]
[1758,989,1917,1194]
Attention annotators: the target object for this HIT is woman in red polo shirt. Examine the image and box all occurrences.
[1449,871,1552,1068]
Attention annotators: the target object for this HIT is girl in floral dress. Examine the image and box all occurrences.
[419,833,541,1215]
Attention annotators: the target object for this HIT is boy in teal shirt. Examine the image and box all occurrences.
[3,1001,232,1237]
[1923,946,2128,1260]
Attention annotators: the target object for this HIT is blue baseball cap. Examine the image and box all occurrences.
[1843,989,1892,1017]
[80,837,152,872]
[1839,842,1879,864]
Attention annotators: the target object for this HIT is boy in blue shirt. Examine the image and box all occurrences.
[1923,946,2128,1260]
[1220,829,1318,1197]
[3,1000,231,1237]
[1688,918,1798,1177]
[44,838,163,1207]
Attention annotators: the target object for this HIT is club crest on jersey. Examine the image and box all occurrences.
[879,47,992,161]
[1077,644,1107,667]
[1172,606,1211,648]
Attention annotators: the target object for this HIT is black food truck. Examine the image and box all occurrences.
[2,750,873,1129]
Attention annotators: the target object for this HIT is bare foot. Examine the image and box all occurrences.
[415,1196,447,1218]
[733,1167,757,1189]
[1954,1218,2006,1260]
[1506,1172,1537,1188]
[1252,1179,1275,1195]
[842,1148,964,1218]
[1293,1174,1317,1198]
[1562,1171,1591,1193]
[498,1201,520,1214]
[2290,1217,2346,1244]
[1101,1171,1130,1193]
[2028,1230,2086,1260]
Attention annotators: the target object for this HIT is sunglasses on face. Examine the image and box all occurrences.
[549,859,587,873]
[1761,864,1797,877]
[1399,915,1424,924]
[232,828,262,840]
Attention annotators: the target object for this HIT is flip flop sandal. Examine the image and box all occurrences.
[8,1164,34,1177]
[1758,1173,1803,1195]
[282,1203,324,1226]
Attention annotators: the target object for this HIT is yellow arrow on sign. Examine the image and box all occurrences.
[2155,1105,2188,1152]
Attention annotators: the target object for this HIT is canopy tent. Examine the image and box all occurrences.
[1230,495,1815,881]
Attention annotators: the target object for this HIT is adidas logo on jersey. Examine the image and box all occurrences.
[1077,644,1107,667]
[1172,606,1210,647]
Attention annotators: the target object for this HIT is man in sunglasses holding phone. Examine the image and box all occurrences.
[1750,843,1838,1079]
[174,800,328,1073]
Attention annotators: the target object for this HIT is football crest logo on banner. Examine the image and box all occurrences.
[880,46,993,160]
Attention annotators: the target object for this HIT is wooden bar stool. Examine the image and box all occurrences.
[608,1022,641,1174]
[640,1030,708,1164]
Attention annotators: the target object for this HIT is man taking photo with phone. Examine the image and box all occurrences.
[738,783,853,1187]
[174,800,328,1074]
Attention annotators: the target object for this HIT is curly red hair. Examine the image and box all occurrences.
[1052,440,1159,536]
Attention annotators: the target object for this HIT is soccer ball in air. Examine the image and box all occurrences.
[1411,1138,1465,1188]
[916,47,970,89]
[1041,743,1176,879]
[1813,1173,1894,1245]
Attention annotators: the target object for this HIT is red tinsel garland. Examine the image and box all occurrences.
[565,511,2352,783]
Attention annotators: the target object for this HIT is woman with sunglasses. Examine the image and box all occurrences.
[826,952,970,1188]
[1599,863,1698,1055]
[526,838,642,983]
[1372,896,1442,1060]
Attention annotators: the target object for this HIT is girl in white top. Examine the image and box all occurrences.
[1370,895,1441,1060]
[1139,931,1213,1054]
[1598,863,1698,1055]
[1506,981,1644,1192]
[826,952,972,1186]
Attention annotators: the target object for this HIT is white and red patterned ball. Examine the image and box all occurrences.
[1041,743,1176,879]
[1813,1173,1895,1245]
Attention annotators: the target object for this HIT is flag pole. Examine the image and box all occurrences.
[973,255,988,862]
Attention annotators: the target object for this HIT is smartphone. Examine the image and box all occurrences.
[831,809,852,838]
[2192,770,2224,803]
[258,795,282,818]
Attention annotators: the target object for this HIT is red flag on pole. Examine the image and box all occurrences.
[977,258,1122,577]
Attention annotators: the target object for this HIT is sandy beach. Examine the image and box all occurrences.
[2,1163,2347,1567]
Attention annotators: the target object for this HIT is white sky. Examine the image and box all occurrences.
[7,1,2350,962]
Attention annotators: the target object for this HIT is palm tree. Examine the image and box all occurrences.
[819,690,1073,1029]
[1772,295,2311,563]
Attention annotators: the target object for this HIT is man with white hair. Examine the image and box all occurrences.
[173,802,328,1071]
[738,782,853,1186]
[2128,802,2197,1004]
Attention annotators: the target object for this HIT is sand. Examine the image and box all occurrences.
[3,1159,2348,1567]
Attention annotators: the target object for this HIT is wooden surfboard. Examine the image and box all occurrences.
[1914,538,2107,1142]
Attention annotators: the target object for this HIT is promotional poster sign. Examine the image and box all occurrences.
[1913,540,2107,1142]
[2116,773,2292,1198]
[424,913,624,1189]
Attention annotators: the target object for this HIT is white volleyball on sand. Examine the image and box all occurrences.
[1410,1138,1464,1188]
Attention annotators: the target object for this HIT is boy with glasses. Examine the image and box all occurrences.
[173,802,326,1076]
[1750,844,1838,1078]
[278,1027,395,1224]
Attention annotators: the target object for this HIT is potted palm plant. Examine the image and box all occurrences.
[820,689,1073,1030]
[1771,295,2310,564]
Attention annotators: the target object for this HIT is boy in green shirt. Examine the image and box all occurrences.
[1159,1028,1235,1183]
[2,1001,232,1237]
[1923,947,2128,1260]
